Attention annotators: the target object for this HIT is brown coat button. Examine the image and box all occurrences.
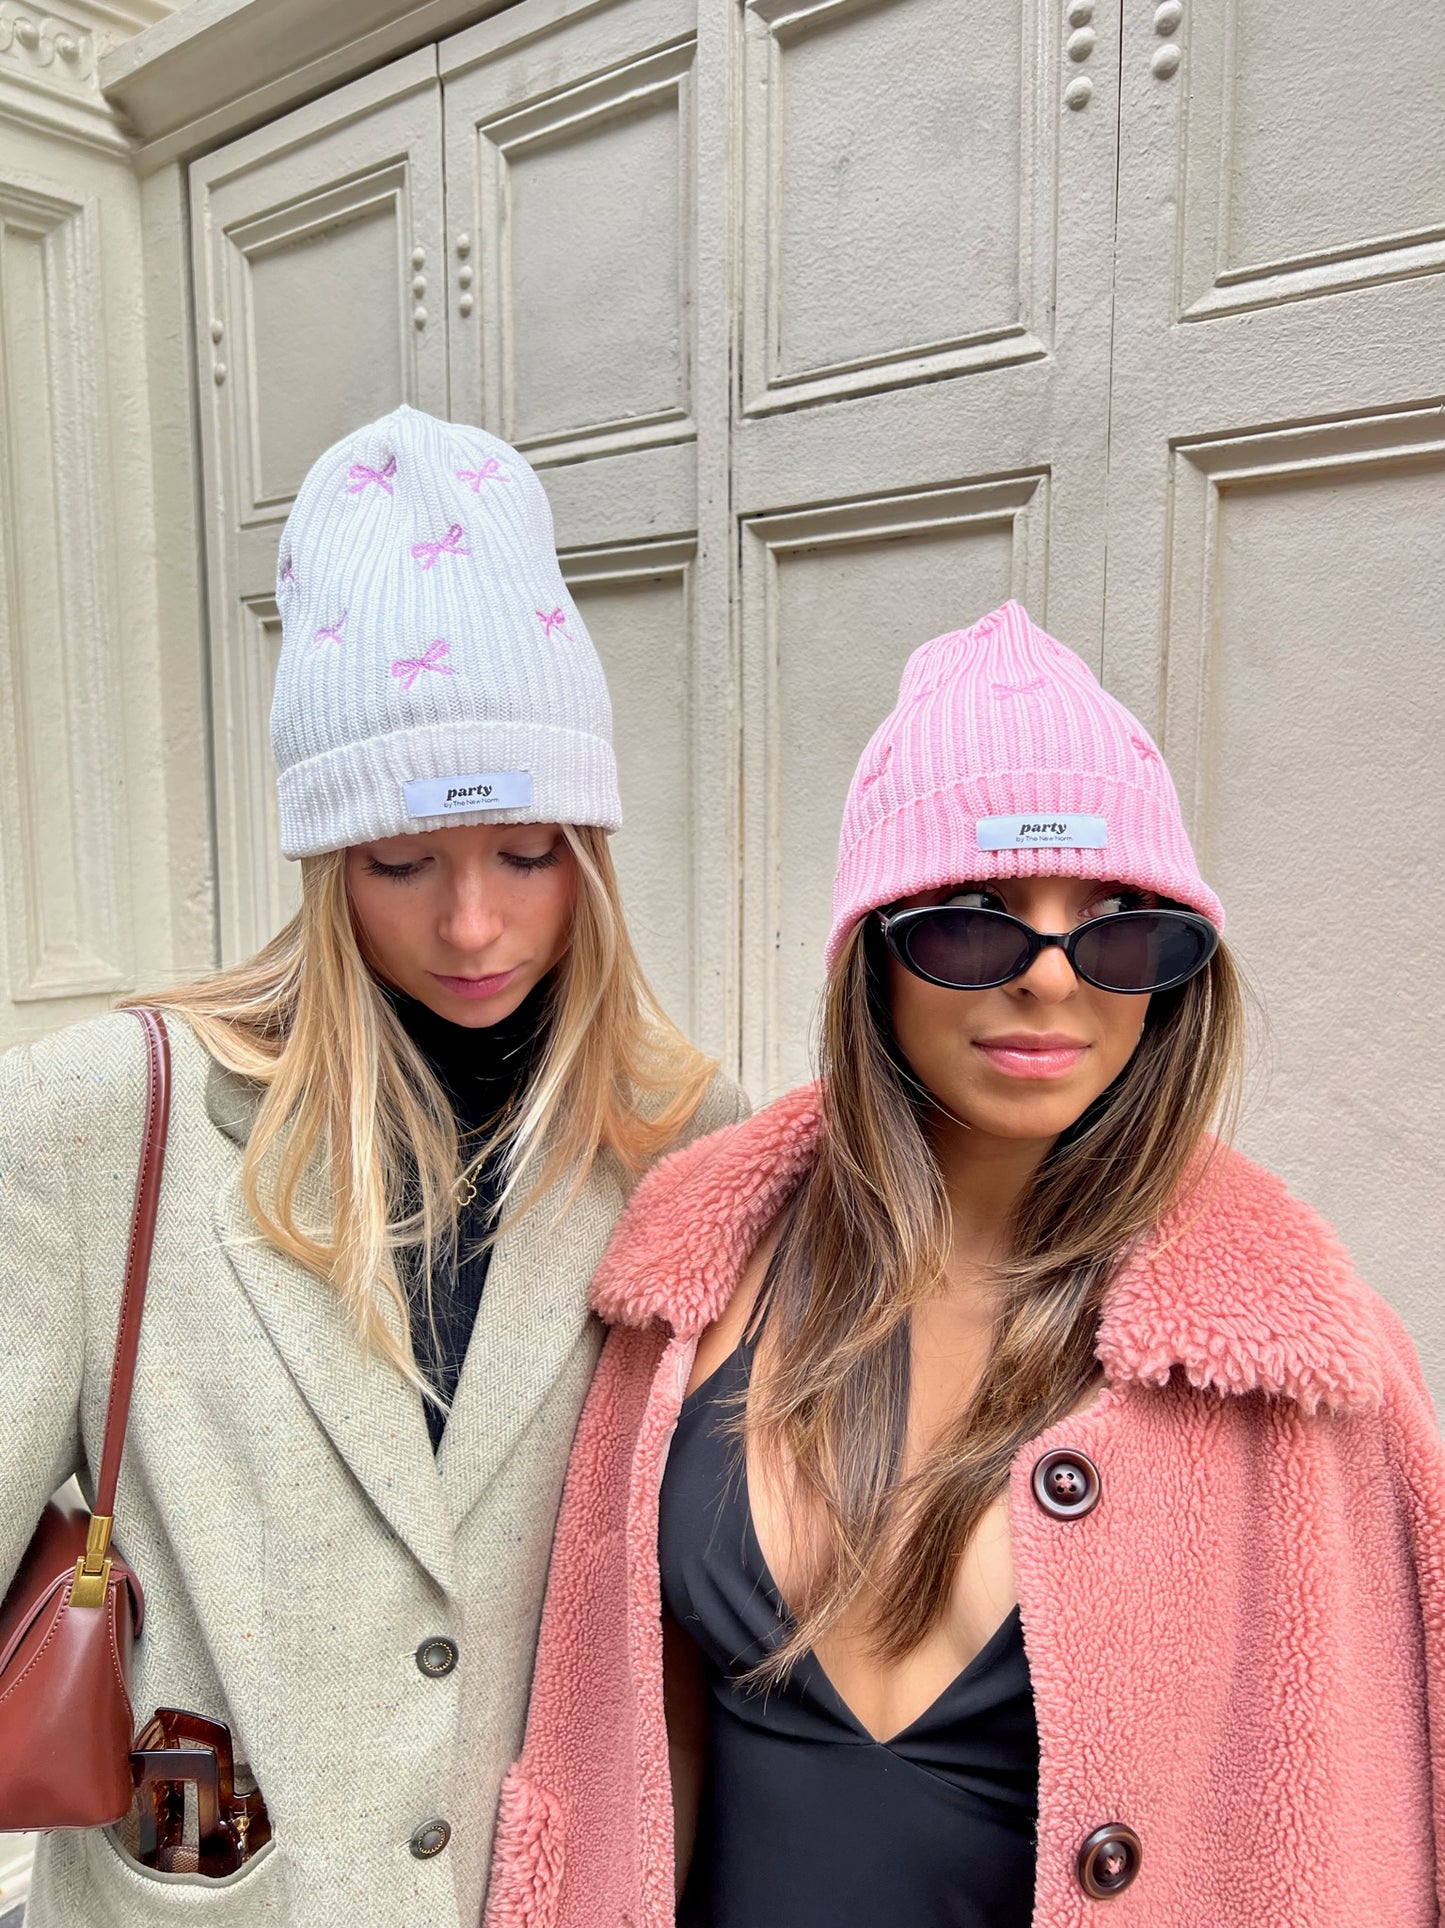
[1031,1446,1102,1519]
[416,1635,459,1678]
[1077,1823,1142,1897]
[410,1818,451,1859]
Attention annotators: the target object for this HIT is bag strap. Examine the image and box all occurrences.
[73,1008,171,1602]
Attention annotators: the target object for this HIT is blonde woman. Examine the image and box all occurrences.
[0,406,742,1927]
[486,602,1445,1928]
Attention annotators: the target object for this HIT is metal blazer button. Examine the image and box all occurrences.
[410,1818,451,1859]
[1077,1823,1142,1897]
[416,1635,459,1678]
[1031,1446,1102,1519]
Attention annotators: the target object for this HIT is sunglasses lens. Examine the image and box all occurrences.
[901,909,1033,988]
[1071,912,1216,993]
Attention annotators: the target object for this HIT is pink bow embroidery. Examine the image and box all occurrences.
[456,460,508,490]
[391,640,456,692]
[537,608,568,640]
[347,455,397,495]
[1130,735,1161,764]
[279,558,296,587]
[860,743,893,791]
[992,678,1048,698]
[411,524,470,570]
[314,612,347,648]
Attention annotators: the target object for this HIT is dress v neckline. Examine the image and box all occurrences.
[680,1327,1026,1747]
[738,1461,1023,1745]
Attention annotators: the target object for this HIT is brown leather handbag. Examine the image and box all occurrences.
[0,1006,171,1831]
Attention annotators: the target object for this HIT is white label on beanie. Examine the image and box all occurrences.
[977,814,1108,850]
[404,772,533,816]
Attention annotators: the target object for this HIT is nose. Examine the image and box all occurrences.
[438,868,506,957]
[1012,934,1078,1004]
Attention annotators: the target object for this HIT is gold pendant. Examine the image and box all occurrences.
[456,1173,478,1209]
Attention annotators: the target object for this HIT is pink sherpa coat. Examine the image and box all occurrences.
[485,1087,1445,1928]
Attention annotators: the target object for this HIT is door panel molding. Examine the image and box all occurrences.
[740,0,1058,415]
[561,537,722,1042]
[1175,0,1445,320]
[226,164,426,521]
[466,37,697,463]
[1159,404,1445,839]
[0,177,131,1003]
[1151,404,1445,1388]
[210,593,298,968]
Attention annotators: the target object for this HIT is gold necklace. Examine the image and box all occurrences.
[452,1089,522,1213]
[454,1117,499,1212]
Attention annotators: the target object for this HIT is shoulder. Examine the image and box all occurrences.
[1099,1141,1429,1419]
[9,1006,214,1096]
[0,1011,151,1122]
[626,1064,748,1151]
[592,1084,822,1335]
[675,1068,751,1146]
[0,1015,160,1239]
[0,1009,219,1162]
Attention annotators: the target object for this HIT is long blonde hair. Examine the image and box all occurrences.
[128,825,714,1382]
[745,913,1246,1676]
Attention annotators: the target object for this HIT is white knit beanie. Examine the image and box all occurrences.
[270,405,620,858]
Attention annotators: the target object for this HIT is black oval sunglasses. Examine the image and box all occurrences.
[877,903,1218,996]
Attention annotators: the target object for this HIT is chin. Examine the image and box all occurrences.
[945,1084,1100,1143]
[446,991,532,1027]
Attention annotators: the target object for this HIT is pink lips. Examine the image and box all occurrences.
[429,967,520,1002]
[972,1032,1090,1080]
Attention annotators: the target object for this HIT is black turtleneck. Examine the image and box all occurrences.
[389,974,552,1451]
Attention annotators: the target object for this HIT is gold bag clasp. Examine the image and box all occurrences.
[68,1514,114,1609]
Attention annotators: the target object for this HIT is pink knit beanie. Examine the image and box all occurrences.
[826,601,1223,969]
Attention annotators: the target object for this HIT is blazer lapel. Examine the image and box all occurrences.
[436,1146,625,1528]
[207,1063,454,1593]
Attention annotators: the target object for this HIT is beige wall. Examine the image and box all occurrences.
[0,0,210,1055]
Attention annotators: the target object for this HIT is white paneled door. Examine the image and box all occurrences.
[188,0,1444,1395]
[1102,0,1445,1383]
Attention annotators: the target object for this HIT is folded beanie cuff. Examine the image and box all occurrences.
[828,769,1225,969]
[277,719,621,858]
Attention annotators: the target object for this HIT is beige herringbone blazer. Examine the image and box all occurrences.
[0,1012,745,1927]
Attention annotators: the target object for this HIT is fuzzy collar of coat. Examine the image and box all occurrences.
[590,1084,1386,1415]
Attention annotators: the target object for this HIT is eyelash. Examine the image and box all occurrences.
[1086,888,1150,916]
[500,848,561,875]
[363,848,561,882]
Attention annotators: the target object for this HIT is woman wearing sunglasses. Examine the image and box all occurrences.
[484,600,1444,1928]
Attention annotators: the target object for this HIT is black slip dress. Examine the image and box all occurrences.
[658,1336,1039,1928]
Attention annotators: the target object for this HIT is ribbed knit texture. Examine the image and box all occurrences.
[827,601,1223,967]
[271,405,620,858]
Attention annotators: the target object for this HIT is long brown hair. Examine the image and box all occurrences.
[127,825,714,1388]
[745,913,1246,1674]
